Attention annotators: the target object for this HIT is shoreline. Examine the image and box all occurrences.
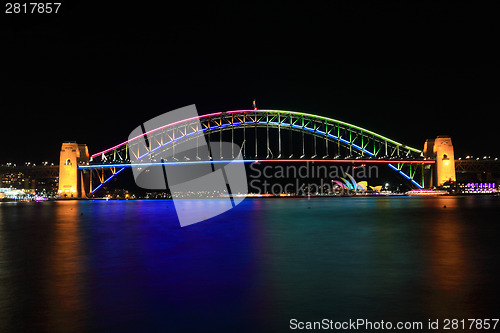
[2,193,498,203]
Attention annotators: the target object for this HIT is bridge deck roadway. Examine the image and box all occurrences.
[79,159,435,169]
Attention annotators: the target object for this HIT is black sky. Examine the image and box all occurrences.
[1,1,498,163]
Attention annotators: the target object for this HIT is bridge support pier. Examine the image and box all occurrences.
[58,142,90,198]
[423,136,456,187]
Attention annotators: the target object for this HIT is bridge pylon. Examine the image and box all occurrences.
[58,142,90,198]
[423,136,456,187]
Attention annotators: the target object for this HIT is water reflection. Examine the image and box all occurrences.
[429,200,468,290]
[425,197,473,318]
[0,197,499,332]
[46,202,86,332]
[251,198,431,327]
[0,204,9,330]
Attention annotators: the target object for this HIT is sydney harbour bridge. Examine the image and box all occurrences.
[58,108,448,198]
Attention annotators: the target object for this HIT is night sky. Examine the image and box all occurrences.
[1,2,498,163]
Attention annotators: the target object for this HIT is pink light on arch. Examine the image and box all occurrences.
[91,111,224,158]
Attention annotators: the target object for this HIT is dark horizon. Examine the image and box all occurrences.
[2,2,498,163]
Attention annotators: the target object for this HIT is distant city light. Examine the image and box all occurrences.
[462,182,497,194]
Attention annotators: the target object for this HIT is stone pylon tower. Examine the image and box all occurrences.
[58,142,89,198]
[423,136,456,187]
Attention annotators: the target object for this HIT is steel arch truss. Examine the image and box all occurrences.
[91,110,423,163]
[86,109,426,191]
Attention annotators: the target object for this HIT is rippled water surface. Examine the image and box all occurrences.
[1,196,499,332]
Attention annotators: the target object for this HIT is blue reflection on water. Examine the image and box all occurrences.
[78,200,259,332]
[0,197,499,332]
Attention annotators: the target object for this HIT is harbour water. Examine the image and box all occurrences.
[0,197,499,332]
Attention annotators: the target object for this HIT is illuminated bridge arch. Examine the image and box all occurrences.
[83,109,430,194]
[91,109,422,162]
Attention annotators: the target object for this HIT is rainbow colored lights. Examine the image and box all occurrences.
[388,163,423,188]
[87,109,427,190]
[89,167,126,195]
[79,159,433,169]
[91,109,423,158]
